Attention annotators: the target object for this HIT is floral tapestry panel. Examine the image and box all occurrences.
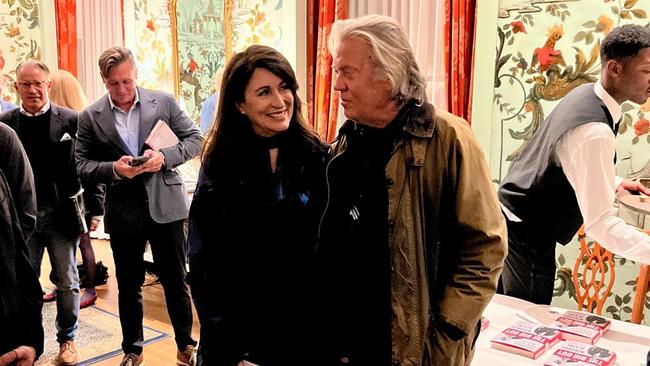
[0,0,42,105]
[231,0,297,71]
[175,0,226,125]
[129,0,175,94]
[490,0,650,323]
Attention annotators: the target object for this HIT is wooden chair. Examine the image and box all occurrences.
[572,226,616,315]
[631,229,650,324]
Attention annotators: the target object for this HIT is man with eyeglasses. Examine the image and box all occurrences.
[0,61,84,365]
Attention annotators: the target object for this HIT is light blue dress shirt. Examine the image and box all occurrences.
[109,90,141,156]
[199,92,218,136]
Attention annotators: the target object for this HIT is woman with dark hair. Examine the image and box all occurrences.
[187,45,328,366]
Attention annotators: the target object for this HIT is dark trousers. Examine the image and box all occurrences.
[498,218,557,305]
[110,211,195,355]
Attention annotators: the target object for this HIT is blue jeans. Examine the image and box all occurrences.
[27,207,80,343]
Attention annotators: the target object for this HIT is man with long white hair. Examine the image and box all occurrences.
[316,14,507,365]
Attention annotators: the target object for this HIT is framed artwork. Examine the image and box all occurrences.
[171,0,227,124]
[126,0,298,126]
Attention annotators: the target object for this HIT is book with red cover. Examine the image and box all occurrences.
[490,320,561,359]
[145,119,180,151]
[521,306,609,344]
[543,342,616,366]
[561,311,611,334]
[551,316,603,344]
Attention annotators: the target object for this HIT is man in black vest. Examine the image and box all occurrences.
[499,25,650,305]
[0,61,84,365]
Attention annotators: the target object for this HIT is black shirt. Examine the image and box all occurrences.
[16,110,55,209]
[318,106,409,365]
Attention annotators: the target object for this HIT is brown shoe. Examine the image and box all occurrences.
[56,340,79,365]
[119,353,144,366]
[176,345,196,366]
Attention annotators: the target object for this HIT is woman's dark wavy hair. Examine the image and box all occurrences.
[201,45,323,177]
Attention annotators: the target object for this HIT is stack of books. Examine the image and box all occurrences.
[550,311,610,344]
[490,320,561,359]
[543,341,616,366]
[521,306,611,344]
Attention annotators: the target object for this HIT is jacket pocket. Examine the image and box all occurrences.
[162,170,183,186]
[429,323,478,366]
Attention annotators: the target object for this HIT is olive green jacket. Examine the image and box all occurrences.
[332,102,507,365]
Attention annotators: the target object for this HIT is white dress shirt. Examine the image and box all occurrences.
[554,82,650,264]
[19,101,50,116]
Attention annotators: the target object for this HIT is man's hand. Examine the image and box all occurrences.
[0,346,36,366]
[139,149,165,173]
[113,155,147,179]
[616,179,650,195]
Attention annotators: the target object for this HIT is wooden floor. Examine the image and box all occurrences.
[39,238,200,365]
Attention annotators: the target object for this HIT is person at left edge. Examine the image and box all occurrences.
[75,47,202,366]
[0,122,43,366]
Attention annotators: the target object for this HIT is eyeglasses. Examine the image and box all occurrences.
[16,80,49,89]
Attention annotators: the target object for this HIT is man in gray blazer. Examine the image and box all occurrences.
[75,47,202,366]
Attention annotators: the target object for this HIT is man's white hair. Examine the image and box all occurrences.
[328,14,427,105]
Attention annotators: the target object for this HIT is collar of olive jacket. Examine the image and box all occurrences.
[336,100,436,159]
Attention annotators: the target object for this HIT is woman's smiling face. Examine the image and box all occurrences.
[238,68,294,137]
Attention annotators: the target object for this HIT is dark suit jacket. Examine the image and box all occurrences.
[0,103,102,236]
[75,87,203,232]
[0,122,35,238]
[0,123,43,358]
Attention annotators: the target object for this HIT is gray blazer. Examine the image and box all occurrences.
[75,87,203,231]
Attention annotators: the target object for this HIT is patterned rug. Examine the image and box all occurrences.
[36,302,168,365]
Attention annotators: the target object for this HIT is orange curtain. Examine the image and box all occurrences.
[308,0,348,143]
[444,0,477,123]
[54,0,78,76]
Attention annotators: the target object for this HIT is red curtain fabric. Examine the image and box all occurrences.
[54,0,78,76]
[444,0,477,123]
[307,1,317,129]
[307,0,348,143]
[120,0,126,46]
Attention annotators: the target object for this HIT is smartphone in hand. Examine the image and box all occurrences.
[129,155,151,167]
